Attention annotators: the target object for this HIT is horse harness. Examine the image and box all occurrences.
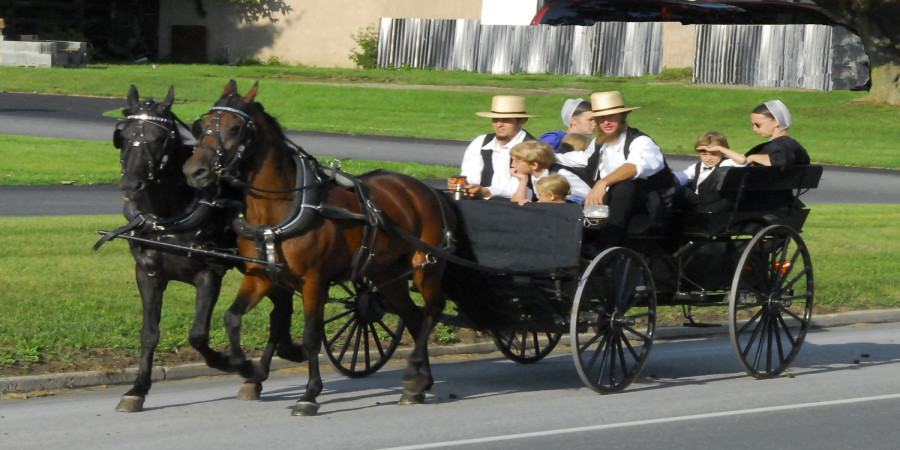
[194,103,456,288]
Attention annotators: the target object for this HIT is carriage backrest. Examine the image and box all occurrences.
[677,165,823,236]
[718,165,823,193]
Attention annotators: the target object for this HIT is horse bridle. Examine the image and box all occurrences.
[115,109,179,183]
[192,105,257,178]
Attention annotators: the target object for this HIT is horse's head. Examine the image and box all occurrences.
[115,85,183,200]
[184,79,260,189]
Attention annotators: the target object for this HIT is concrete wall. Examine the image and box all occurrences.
[662,22,696,69]
[158,0,482,67]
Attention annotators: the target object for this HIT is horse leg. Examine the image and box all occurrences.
[116,268,166,413]
[188,270,231,372]
[292,276,327,416]
[399,261,447,405]
[237,286,307,401]
[223,275,270,382]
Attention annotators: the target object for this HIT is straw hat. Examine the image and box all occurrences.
[476,95,537,118]
[590,91,640,117]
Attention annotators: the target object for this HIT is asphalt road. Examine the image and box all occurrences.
[2,321,899,449]
[0,91,898,217]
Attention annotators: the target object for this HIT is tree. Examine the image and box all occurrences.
[192,0,293,23]
[812,0,900,105]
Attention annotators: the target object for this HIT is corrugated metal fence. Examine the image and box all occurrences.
[693,24,867,91]
[377,18,663,77]
[377,18,868,91]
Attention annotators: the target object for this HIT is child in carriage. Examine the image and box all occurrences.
[557,132,591,154]
[534,174,571,204]
[508,140,591,205]
[674,131,747,213]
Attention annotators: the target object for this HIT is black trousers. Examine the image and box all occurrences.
[584,179,658,251]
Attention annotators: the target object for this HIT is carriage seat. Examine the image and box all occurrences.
[675,165,823,237]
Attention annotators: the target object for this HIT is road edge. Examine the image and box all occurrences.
[3,308,899,395]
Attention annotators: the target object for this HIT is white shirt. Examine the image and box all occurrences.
[597,130,664,180]
[459,129,530,199]
[676,159,746,193]
[555,139,594,168]
[519,167,592,204]
[555,128,664,182]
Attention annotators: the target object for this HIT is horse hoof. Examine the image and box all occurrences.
[236,382,262,401]
[397,392,425,405]
[115,395,145,413]
[291,401,320,416]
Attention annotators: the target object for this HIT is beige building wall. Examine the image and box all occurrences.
[158,0,481,68]
[662,22,696,69]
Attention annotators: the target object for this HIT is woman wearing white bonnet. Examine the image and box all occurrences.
[701,99,810,169]
[538,98,596,152]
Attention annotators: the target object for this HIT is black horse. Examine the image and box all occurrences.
[105,85,305,412]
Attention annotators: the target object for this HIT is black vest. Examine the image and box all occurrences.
[479,130,536,187]
[571,127,671,187]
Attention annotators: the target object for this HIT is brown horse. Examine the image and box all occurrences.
[182,80,457,416]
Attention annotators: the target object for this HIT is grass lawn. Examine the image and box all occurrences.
[0,205,897,373]
[1,65,899,169]
[0,135,457,185]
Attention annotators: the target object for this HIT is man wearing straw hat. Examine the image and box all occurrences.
[561,90,671,248]
[448,95,537,199]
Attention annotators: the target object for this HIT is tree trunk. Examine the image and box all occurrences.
[813,0,900,105]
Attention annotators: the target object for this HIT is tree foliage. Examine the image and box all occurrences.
[193,0,293,23]
[812,0,900,105]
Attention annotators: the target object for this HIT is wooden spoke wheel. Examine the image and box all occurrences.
[491,302,564,364]
[322,280,404,378]
[571,247,656,393]
[729,225,814,378]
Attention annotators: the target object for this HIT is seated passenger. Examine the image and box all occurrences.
[534,174,571,204]
[539,98,596,152]
[508,140,591,205]
[448,95,537,200]
[557,132,591,154]
[567,91,672,248]
[675,131,747,213]
[710,100,810,169]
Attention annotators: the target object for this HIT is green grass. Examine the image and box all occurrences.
[0,136,121,185]
[0,135,456,185]
[0,205,897,371]
[1,65,898,168]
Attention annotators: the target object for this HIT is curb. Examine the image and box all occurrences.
[3,309,899,395]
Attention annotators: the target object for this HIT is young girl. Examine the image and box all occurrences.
[539,98,596,152]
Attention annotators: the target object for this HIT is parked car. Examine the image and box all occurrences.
[531,0,838,26]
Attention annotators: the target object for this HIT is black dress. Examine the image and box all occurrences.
[745,136,810,169]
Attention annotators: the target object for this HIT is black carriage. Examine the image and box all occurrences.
[322,165,822,393]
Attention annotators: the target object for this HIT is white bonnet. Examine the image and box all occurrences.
[764,99,792,130]
[560,98,585,128]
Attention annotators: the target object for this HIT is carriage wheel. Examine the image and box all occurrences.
[570,247,656,394]
[491,317,563,364]
[729,225,814,378]
[323,280,405,378]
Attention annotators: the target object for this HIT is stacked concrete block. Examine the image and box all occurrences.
[0,35,87,68]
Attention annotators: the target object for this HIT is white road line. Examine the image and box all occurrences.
[381,393,900,450]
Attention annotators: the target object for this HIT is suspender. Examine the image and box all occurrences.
[479,131,535,187]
